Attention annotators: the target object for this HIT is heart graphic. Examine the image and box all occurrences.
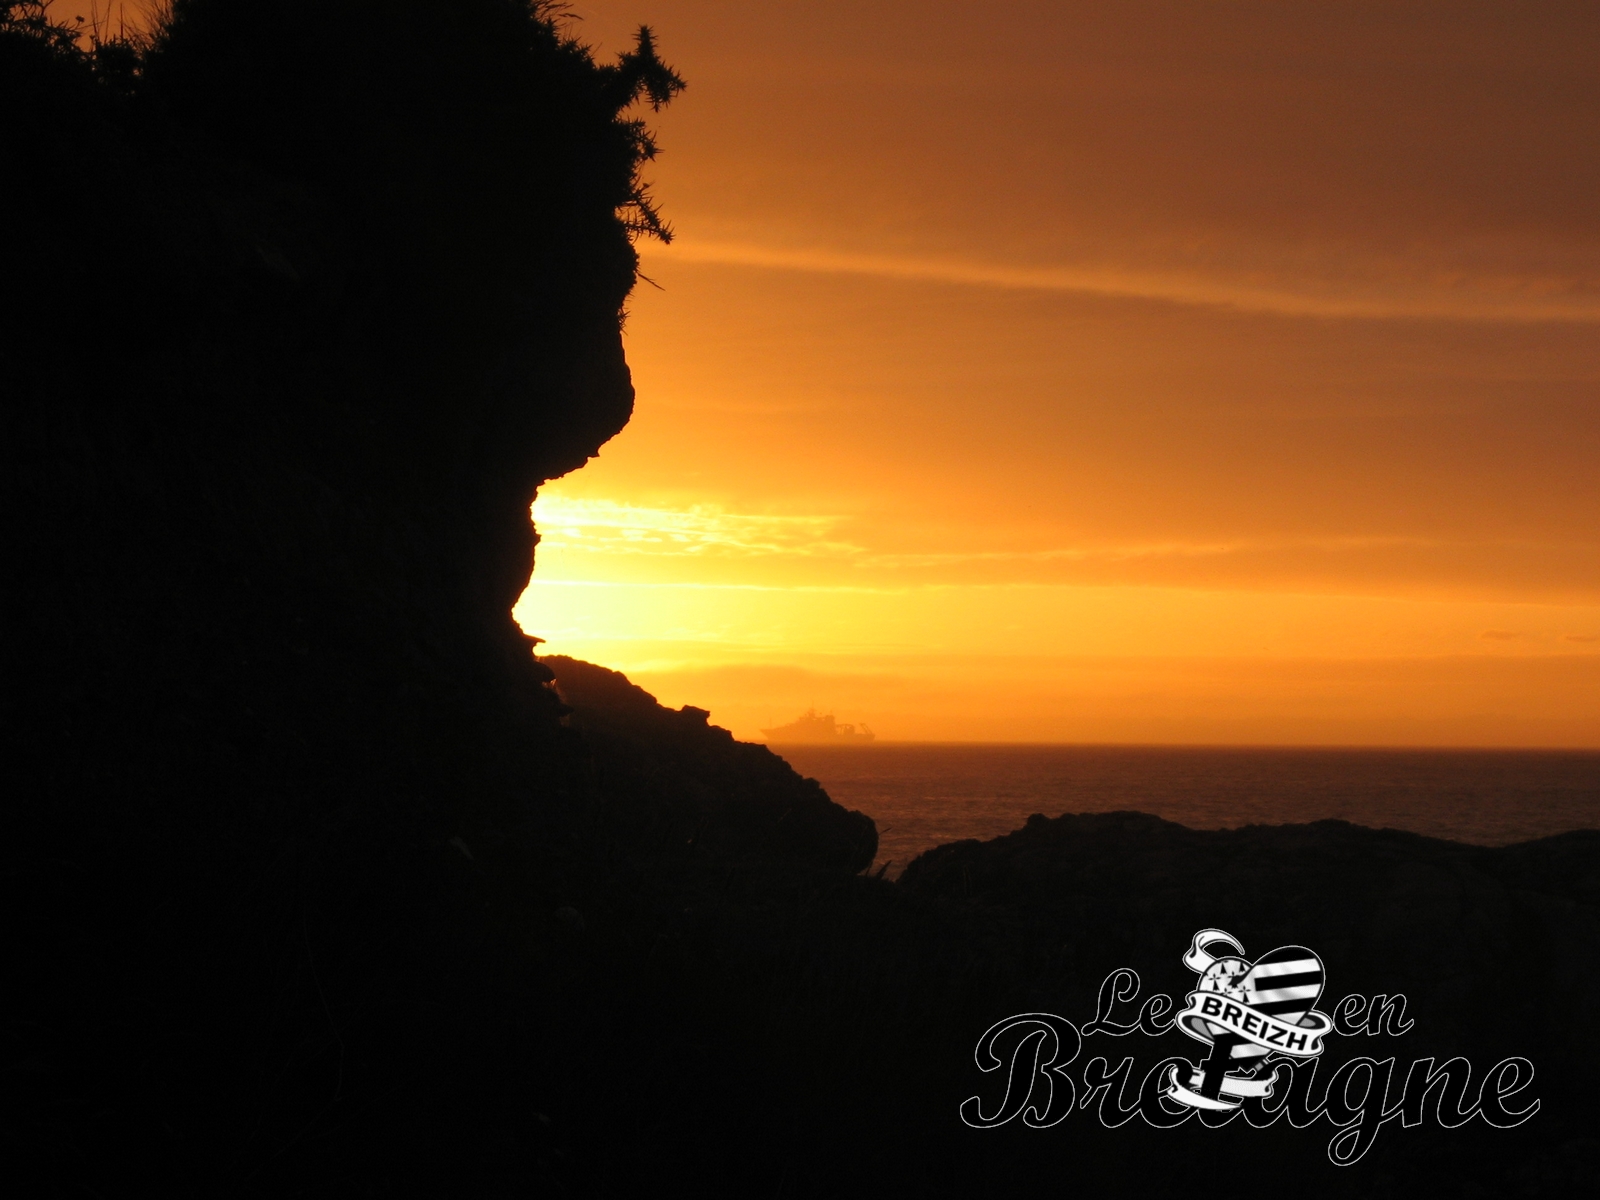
[1242,945,1326,1025]
[1232,945,1327,1066]
[1169,930,1332,1110]
[1180,942,1327,1064]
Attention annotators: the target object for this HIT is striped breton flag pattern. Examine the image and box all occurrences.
[1232,945,1325,1064]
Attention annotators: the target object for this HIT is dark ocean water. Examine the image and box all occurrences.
[770,743,1600,879]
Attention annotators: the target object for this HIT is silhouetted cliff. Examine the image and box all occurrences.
[4,1,691,1187]
[545,655,877,871]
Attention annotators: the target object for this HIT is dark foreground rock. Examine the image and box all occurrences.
[893,812,1600,1195]
[500,810,1599,1199]
[544,655,878,872]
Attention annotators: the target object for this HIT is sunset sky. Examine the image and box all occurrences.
[498,0,1600,746]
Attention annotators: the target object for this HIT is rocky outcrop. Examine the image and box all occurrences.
[545,656,878,872]
[899,810,1600,1055]
[898,811,1600,1190]
[3,4,684,1188]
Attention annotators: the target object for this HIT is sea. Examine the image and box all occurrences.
[769,744,1600,879]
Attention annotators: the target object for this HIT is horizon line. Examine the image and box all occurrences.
[757,738,1600,753]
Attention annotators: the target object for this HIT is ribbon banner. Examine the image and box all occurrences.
[1163,1062,1282,1112]
[1175,991,1333,1058]
[1182,928,1244,974]
[1163,928,1333,1112]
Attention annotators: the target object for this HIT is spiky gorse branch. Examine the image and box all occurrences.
[8,2,685,247]
[1,0,76,48]
[6,0,687,353]
[598,24,685,244]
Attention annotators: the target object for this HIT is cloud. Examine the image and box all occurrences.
[660,239,1600,325]
[535,502,1463,569]
[858,535,1442,570]
[528,495,1600,604]
[532,496,862,559]
[1565,634,1599,644]
[590,650,1600,748]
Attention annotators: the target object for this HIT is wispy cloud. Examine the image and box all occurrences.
[658,240,1600,324]
[532,502,1587,581]
[858,535,1448,569]
[532,497,863,559]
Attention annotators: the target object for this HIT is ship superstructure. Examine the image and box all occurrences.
[760,709,876,744]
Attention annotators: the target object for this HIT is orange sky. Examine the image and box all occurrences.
[508,1,1600,746]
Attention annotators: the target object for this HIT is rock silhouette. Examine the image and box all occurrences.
[902,811,1600,1092]
[544,656,878,872]
[4,1,693,1188]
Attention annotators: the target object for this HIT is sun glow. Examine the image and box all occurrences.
[515,487,1600,747]
[532,495,860,562]
[506,3,1600,748]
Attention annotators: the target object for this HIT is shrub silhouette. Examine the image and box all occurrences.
[3,0,684,359]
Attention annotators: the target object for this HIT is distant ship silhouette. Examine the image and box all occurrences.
[760,708,876,744]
